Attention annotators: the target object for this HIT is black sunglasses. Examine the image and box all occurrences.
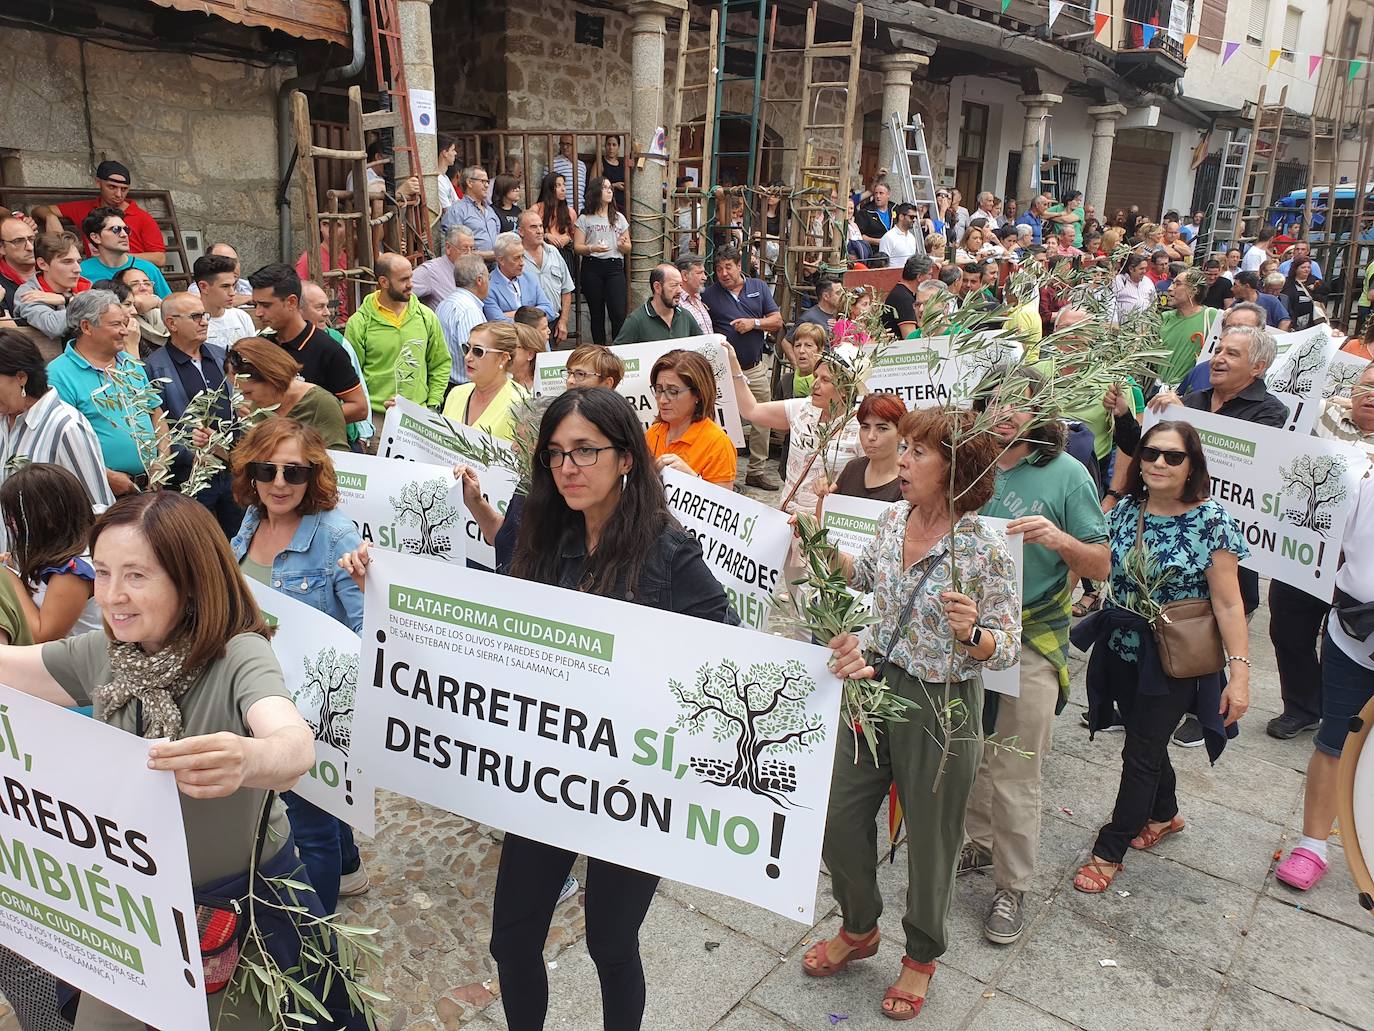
[1139,445,1188,467]
[247,462,315,485]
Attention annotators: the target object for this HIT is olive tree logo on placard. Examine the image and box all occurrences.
[1324,360,1365,399]
[295,647,358,750]
[670,659,826,807]
[390,478,459,557]
[1270,332,1329,396]
[1279,454,1348,535]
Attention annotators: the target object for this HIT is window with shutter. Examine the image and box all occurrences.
[1246,0,1270,45]
[1280,6,1300,61]
[1198,0,1228,53]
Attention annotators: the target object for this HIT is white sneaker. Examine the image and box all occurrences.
[338,863,371,897]
[557,875,579,906]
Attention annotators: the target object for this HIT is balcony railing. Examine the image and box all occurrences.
[1116,0,1192,64]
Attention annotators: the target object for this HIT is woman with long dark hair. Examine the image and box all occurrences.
[1279,256,1328,330]
[488,388,870,1030]
[530,172,576,252]
[574,176,632,343]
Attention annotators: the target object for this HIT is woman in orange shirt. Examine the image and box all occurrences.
[644,349,737,488]
[1341,318,1374,360]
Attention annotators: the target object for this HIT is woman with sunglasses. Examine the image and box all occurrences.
[645,349,737,487]
[229,418,367,911]
[440,321,530,441]
[226,337,349,451]
[1070,420,1249,894]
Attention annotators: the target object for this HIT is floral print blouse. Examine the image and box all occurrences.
[851,504,1022,682]
[1104,495,1249,660]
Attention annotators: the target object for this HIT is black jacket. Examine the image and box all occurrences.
[1112,377,1289,455]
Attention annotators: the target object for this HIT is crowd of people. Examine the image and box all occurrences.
[0,151,1368,1031]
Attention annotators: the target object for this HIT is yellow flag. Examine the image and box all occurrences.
[1183,33,1198,57]
[1268,48,1282,69]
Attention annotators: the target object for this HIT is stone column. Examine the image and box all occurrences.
[397,0,439,222]
[875,53,929,194]
[1084,103,1128,220]
[627,0,686,303]
[1014,92,1062,204]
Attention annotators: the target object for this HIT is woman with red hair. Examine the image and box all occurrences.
[817,392,908,512]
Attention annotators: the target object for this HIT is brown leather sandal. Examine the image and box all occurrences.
[801,926,879,977]
[882,956,936,1021]
[1074,857,1124,893]
[1130,815,1185,850]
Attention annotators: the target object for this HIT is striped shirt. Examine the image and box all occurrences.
[0,388,114,550]
[435,288,486,385]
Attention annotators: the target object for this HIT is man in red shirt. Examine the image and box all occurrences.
[32,160,166,266]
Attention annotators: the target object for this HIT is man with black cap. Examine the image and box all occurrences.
[33,160,166,266]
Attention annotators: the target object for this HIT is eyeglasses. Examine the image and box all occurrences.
[566,368,598,383]
[539,445,617,469]
[1139,446,1189,467]
[1,235,35,247]
[468,176,490,184]
[169,311,210,323]
[461,341,492,359]
[651,384,690,400]
[104,224,130,235]
[225,353,258,377]
[247,462,315,485]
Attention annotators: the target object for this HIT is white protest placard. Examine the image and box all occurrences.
[1324,348,1369,400]
[379,397,520,570]
[247,581,376,834]
[333,450,466,565]
[865,334,1022,411]
[820,495,1024,697]
[353,553,841,921]
[1199,323,1338,434]
[1154,404,1370,600]
[534,335,746,447]
[661,468,792,631]
[0,686,207,1031]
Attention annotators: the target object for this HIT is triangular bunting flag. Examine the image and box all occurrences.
[1094,12,1109,39]
[1351,59,1367,82]
[1048,0,1064,30]
[1141,24,1158,47]
[1309,55,1323,78]
[1222,41,1241,65]
[1268,48,1282,69]
[1000,0,1011,12]
[1183,33,1198,57]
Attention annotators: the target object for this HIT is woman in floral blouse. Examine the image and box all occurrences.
[801,407,1021,1021]
[1070,420,1250,894]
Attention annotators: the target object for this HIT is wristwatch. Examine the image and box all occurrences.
[753,318,760,330]
[959,626,984,648]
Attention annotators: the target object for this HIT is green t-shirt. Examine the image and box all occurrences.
[240,555,273,586]
[1032,358,1143,459]
[1047,204,1083,248]
[793,372,815,398]
[981,451,1108,608]
[285,384,351,452]
[1159,307,1218,387]
[0,572,33,647]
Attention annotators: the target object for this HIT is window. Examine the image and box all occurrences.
[1342,16,1363,59]
[959,103,988,163]
[1198,0,1228,53]
[1246,0,1270,46]
[1280,6,1300,61]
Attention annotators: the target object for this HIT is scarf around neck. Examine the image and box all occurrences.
[93,640,203,740]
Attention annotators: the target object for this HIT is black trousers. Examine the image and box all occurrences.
[1267,579,1328,724]
[581,258,627,344]
[490,833,659,1031]
[1093,650,1196,863]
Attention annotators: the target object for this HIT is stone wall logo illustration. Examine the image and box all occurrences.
[1279,454,1348,535]
[295,646,359,750]
[390,478,459,557]
[1270,332,1329,397]
[670,659,826,807]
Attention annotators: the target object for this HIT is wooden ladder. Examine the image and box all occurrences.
[1238,84,1288,241]
[366,0,430,258]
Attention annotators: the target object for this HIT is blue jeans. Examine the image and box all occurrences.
[283,791,360,912]
[1315,628,1374,757]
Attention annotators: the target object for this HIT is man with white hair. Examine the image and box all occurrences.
[435,254,490,387]
[518,210,573,343]
[975,191,1004,229]
[483,232,555,323]
[412,226,475,308]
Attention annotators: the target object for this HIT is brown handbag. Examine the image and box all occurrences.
[1134,505,1226,678]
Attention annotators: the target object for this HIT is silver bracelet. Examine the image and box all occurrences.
[733,371,748,381]
[1226,654,1250,667]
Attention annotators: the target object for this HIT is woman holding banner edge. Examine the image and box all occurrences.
[341,387,873,1030]
[801,407,1020,1022]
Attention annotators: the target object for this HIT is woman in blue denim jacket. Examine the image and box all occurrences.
[228,418,366,911]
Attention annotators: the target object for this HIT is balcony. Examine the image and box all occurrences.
[1112,0,1190,87]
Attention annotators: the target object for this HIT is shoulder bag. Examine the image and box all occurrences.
[1134,504,1226,678]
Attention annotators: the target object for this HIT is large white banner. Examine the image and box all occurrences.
[533,335,746,447]
[0,686,207,1031]
[819,494,1025,697]
[1198,323,1338,434]
[865,334,1022,410]
[333,450,466,565]
[247,581,376,834]
[353,553,841,921]
[378,397,519,570]
[662,468,792,631]
[1154,404,1371,600]
[1324,348,1369,400]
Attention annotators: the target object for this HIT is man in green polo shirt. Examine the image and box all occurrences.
[613,263,698,344]
[962,363,1110,946]
[46,289,167,495]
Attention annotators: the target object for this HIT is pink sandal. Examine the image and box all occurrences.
[1275,847,1328,891]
